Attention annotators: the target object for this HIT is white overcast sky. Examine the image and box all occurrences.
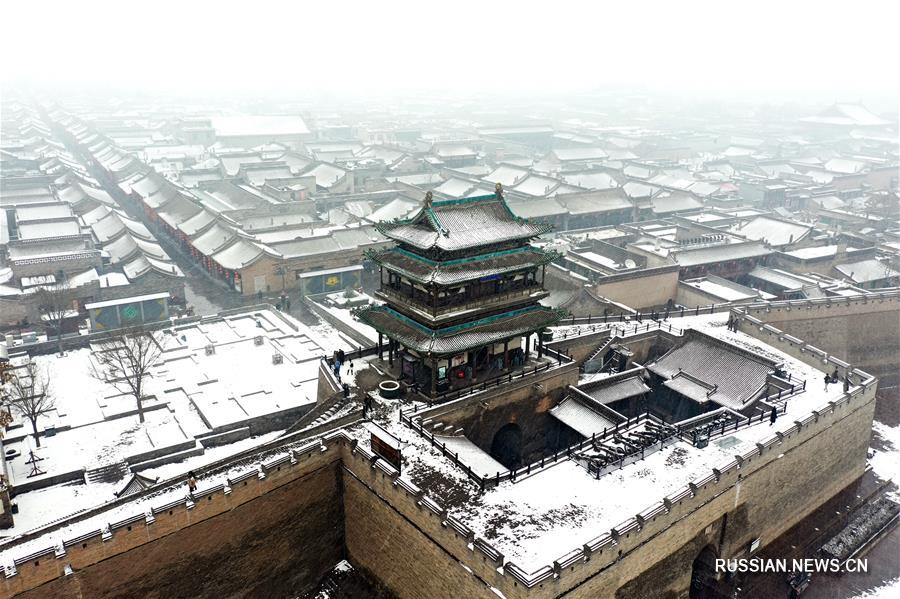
[1,0,898,101]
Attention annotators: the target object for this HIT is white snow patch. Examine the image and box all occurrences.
[870,421,900,500]
[851,576,900,598]
[333,559,352,573]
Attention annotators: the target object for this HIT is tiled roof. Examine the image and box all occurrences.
[211,239,267,270]
[835,259,900,283]
[376,194,552,252]
[662,373,717,403]
[730,216,812,247]
[178,210,217,236]
[368,246,557,286]
[582,376,650,405]
[115,473,158,498]
[746,266,813,289]
[550,396,619,437]
[104,233,167,265]
[355,304,564,356]
[191,223,236,255]
[647,333,774,410]
[157,196,202,229]
[672,242,771,267]
[123,255,183,279]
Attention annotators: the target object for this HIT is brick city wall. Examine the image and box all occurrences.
[1,311,881,599]
[337,364,876,599]
[591,266,680,310]
[344,466,495,598]
[739,292,900,381]
[2,438,346,599]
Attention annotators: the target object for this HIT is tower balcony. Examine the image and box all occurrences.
[375,280,549,324]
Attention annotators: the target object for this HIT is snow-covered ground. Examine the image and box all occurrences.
[0,438,292,567]
[870,421,900,502]
[445,312,860,571]
[344,396,479,507]
[0,310,885,583]
[310,292,379,345]
[851,577,900,598]
[1,308,353,541]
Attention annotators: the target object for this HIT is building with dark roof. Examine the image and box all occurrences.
[357,185,564,395]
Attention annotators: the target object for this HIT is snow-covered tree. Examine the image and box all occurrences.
[5,362,54,447]
[33,276,75,354]
[92,327,164,423]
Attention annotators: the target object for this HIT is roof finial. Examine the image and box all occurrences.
[423,190,433,208]
[495,182,503,197]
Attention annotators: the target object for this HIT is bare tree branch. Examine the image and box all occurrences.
[33,275,76,354]
[5,362,55,448]
[91,327,164,423]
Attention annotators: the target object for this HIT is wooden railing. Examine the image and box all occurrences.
[399,408,655,490]
[378,281,543,317]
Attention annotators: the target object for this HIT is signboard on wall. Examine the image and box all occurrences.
[369,423,402,473]
[86,293,170,331]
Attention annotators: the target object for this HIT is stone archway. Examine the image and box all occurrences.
[490,423,523,470]
[690,545,724,599]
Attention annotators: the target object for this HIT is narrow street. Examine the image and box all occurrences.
[51,124,275,316]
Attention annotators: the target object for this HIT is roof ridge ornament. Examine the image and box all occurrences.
[423,190,433,209]
[495,182,503,197]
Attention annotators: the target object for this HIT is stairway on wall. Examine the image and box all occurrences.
[85,460,129,484]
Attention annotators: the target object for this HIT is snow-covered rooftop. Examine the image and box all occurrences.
[0,308,352,540]
[378,313,862,572]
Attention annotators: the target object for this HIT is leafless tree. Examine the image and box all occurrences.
[92,327,164,423]
[5,362,55,447]
[33,276,75,354]
[0,360,16,436]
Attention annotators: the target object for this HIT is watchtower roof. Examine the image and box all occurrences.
[355,304,564,356]
[375,188,552,252]
[366,245,558,286]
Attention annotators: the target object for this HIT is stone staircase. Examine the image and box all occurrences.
[307,399,351,428]
[582,336,613,373]
[285,393,357,434]
[420,418,465,437]
[84,460,129,484]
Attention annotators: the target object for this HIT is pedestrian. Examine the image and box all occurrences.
[824,373,830,390]
[188,471,197,494]
[769,407,777,425]
[348,360,354,376]
[843,376,850,393]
